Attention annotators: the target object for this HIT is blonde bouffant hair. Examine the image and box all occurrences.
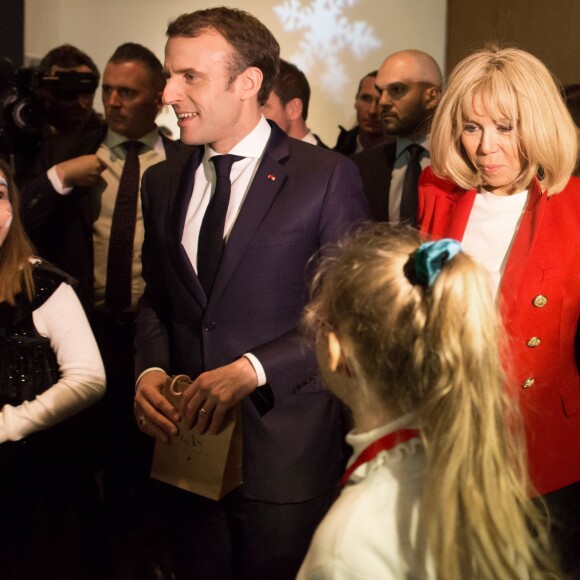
[430,45,578,196]
[305,224,561,579]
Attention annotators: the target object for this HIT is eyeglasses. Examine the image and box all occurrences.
[374,81,435,101]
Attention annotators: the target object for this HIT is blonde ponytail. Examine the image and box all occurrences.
[419,254,557,578]
[306,224,561,579]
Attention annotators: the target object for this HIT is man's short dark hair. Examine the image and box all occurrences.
[39,44,100,83]
[272,59,310,121]
[356,71,378,97]
[109,42,165,91]
[166,7,280,106]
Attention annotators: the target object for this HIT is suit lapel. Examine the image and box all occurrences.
[499,178,545,312]
[169,147,208,308]
[209,126,289,307]
[442,188,477,240]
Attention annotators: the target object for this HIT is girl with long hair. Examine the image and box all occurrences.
[0,156,106,579]
[298,225,560,579]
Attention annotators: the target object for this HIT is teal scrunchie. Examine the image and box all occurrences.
[411,238,462,287]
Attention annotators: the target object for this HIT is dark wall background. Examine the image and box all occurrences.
[3,1,576,84]
[446,0,580,86]
[0,0,25,67]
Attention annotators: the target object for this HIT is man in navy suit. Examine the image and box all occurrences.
[133,7,369,580]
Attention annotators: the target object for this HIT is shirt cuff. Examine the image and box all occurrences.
[47,165,73,195]
[243,353,267,387]
[135,367,166,390]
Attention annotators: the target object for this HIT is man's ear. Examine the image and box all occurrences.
[154,91,164,114]
[284,97,303,122]
[239,66,263,101]
[423,86,442,111]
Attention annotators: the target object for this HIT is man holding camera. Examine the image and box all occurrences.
[36,43,103,137]
[1,44,103,186]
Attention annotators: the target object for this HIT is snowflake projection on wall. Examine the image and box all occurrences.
[273,0,382,101]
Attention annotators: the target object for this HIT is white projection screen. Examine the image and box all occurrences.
[24,0,446,145]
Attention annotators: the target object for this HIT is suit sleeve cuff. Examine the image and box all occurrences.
[243,353,267,387]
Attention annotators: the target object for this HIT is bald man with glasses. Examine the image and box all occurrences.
[352,50,442,224]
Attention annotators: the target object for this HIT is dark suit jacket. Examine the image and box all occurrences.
[351,141,396,221]
[135,122,370,503]
[312,133,330,149]
[20,128,192,311]
[333,125,359,156]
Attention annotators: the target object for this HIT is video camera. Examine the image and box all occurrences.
[0,57,98,138]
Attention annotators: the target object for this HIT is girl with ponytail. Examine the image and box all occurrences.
[297,224,560,579]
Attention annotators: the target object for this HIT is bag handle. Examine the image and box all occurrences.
[169,374,192,397]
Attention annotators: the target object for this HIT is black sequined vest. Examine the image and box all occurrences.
[0,261,74,408]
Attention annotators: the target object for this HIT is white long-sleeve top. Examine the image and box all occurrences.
[297,413,434,579]
[0,281,106,442]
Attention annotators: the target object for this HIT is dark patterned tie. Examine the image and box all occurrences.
[197,154,244,296]
[400,143,424,226]
[105,140,142,313]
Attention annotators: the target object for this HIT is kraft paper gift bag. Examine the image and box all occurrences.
[150,374,243,500]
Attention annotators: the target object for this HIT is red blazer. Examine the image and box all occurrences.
[418,167,580,495]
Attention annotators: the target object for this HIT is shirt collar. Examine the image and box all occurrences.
[345,412,421,472]
[204,115,272,163]
[301,130,318,146]
[396,134,431,158]
[105,127,161,152]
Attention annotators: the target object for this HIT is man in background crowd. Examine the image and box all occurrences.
[20,42,192,534]
[4,44,103,186]
[333,70,392,155]
[262,58,328,146]
[37,43,103,136]
[352,50,442,223]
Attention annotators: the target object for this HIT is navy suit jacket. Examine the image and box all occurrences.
[135,122,370,503]
[352,141,396,221]
[20,128,192,311]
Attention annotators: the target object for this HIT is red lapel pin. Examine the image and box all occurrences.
[267,174,276,181]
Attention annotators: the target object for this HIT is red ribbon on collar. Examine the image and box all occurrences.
[340,428,421,487]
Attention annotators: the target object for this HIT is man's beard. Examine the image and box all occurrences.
[382,105,430,138]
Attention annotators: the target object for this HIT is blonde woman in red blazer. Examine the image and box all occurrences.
[418,45,580,576]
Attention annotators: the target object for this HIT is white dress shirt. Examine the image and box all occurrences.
[48,127,167,310]
[181,115,272,386]
[301,130,319,146]
[181,116,271,271]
